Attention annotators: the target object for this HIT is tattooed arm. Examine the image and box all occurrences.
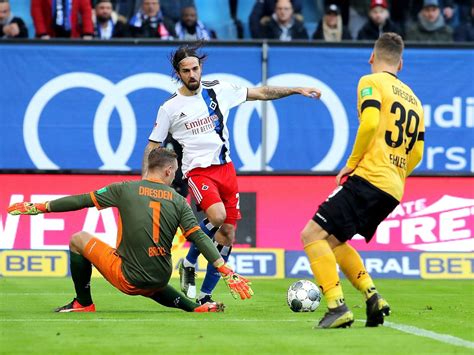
[246,86,321,101]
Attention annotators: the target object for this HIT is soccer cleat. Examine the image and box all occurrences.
[54,298,96,313]
[365,293,391,327]
[193,301,225,313]
[197,294,215,305]
[316,304,354,329]
[178,259,196,299]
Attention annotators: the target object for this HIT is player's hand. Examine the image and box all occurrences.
[335,166,354,186]
[299,88,321,99]
[217,264,253,300]
[7,202,49,215]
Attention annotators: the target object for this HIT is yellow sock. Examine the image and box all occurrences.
[304,240,344,308]
[333,243,377,300]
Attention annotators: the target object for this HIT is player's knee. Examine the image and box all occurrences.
[300,229,312,246]
[70,231,92,254]
[215,224,234,246]
[300,222,326,246]
[207,211,226,227]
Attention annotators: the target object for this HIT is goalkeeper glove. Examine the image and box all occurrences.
[7,202,49,215]
[216,263,254,300]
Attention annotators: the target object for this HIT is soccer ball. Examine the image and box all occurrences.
[287,280,321,312]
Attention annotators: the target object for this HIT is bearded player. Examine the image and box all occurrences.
[143,43,321,304]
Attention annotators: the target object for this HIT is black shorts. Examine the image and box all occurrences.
[312,175,399,243]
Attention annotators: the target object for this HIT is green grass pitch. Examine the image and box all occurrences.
[0,277,473,354]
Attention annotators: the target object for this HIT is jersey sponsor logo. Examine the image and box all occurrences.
[24,72,348,171]
[201,184,209,191]
[361,87,372,97]
[184,114,218,135]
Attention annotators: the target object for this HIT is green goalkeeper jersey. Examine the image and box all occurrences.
[88,178,203,288]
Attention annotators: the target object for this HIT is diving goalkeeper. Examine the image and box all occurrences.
[8,148,253,313]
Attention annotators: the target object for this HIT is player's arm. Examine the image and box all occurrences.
[7,183,123,215]
[7,194,95,215]
[179,199,253,300]
[143,106,171,177]
[142,141,162,177]
[406,131,424,176]
[336,77,381,185]
[246,86,321,101]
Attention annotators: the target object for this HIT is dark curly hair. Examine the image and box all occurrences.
[170,41,207,80]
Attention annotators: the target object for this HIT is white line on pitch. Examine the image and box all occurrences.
[357,319,474,350]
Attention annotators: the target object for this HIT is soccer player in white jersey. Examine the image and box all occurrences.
[143,43,321,304]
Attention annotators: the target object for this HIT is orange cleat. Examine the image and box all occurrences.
[54,299,96,313]
[193,302,225,313]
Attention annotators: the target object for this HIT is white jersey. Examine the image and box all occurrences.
[148,80,247,176]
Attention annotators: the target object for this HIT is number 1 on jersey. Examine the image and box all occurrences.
[149,201,161,244]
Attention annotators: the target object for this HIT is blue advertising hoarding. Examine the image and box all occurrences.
[0,44,472,172]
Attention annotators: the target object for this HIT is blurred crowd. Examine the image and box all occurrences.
[0,0,472,42]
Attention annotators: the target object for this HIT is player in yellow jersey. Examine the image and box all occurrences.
[300,33,425,329]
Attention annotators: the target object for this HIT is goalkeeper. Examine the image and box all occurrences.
[8,148,253,313]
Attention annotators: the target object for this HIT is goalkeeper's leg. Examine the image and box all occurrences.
[148,285,224,312]
[55,232,95,312]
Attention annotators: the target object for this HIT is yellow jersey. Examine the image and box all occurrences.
[347,71,425,201]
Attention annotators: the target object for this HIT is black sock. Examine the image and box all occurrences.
[69,251,93,306]
[149,284,198,312]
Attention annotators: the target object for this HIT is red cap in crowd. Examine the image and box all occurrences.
[370,0,388,9]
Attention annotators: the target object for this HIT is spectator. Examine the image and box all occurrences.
[454,3,473,41]
[262,0,309,40]
[93,0,128,39]
[31,0,94,39]
[175,5,215,40]
[406,0,453,41]
[129,0,176,39]
[114,0,140,21]
[357,0,401,40]
[330,0,351,26]
[443,0,472,25]
[160,0,195,23]
[0,0,28,38]
[249,0,303,38]
[313,4,351,41]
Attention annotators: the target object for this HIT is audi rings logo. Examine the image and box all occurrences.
[24,72,348,171]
